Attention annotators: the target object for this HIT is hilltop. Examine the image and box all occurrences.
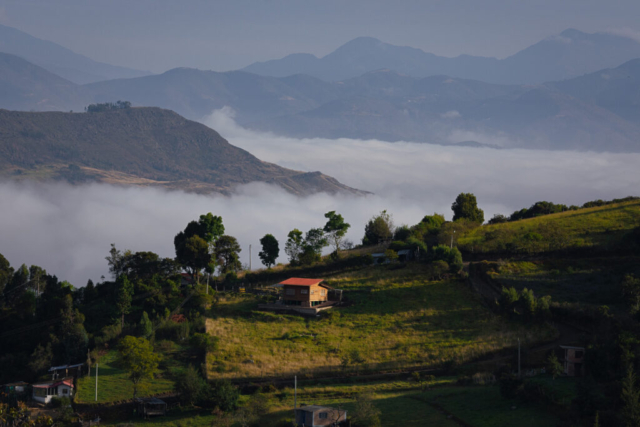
[457,199,640,255]
[0,107,364,196]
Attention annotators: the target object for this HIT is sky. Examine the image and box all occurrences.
[2,0,640,72]
[1,111,639,286]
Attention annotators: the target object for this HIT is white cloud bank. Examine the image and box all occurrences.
[1,108,639,286]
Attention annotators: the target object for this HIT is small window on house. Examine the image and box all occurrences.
[301,289,308,294]
[319,412,328,419]
[286,288,295,295]
[321,289,326,296]
[62,388,68,395]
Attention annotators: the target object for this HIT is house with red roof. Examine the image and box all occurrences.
[279,278,332,308]
[259,278,342,315]
[32,377,74,404]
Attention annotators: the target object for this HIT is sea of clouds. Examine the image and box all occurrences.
[1,107,639,286]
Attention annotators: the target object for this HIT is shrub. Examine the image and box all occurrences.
[351,393,381,427]
[430,245,463,273]
[190,333,220,352]
[175,365,207,406]
[426,260,449,280]
[156,320,190,342]
[199,379,240,412]
[155,340,177,353]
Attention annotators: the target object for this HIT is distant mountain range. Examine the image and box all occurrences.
[0,24,150,84]
[2,26,640,152]
[0,52,92,111]
[0,107,364,196]
[243,29,640,85]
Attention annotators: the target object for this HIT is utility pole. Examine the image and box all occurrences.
[450,230,456,249]
[294,375,297,411]
[95,363,98,401]
[518,339,521,378]
[249,244,252,271]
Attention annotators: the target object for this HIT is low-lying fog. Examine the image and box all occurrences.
[1,108,639,286]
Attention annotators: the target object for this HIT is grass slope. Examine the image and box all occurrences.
[206,265,554,380]
[104,377,568,427]
[76,347,181,403]
[459,200,640,254]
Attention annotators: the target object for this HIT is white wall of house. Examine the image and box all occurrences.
[33,383,73,404]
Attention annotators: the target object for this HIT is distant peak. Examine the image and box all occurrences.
[338,37,384,49]
[559,28,586,38]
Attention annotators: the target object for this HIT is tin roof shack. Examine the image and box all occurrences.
[281,278,332,308]
[294,405,347,427]
[49,363,84,380]
[135,397,167,418]
[32,378,74,404]
[560,345,585,377]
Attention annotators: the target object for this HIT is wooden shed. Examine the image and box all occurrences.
[279,278,333,308]
[294,405,347,426]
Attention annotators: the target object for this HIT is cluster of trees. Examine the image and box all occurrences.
[173,214,242,283]
[281,211,351,266]
[85,100,132,113]
[497,286,552,322]
[360,193,472,274]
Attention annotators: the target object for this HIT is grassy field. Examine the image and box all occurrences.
[489,257,640,307]
[458,200,640,254]
[205,265,555,380]
[104,376,568,427]
[76,342,194,403]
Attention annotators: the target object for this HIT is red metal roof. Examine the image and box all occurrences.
[33,379,74,389]
[278,278,324,287]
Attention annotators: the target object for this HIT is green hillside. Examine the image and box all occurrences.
[458,199,640,255]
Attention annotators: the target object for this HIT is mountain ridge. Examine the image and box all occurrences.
[0,107,366,196]
[242,29,640,84]
[0,23,151,84]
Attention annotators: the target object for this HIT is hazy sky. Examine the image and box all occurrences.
[2,0,640,73]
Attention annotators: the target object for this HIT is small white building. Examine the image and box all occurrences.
[32,378,74,404]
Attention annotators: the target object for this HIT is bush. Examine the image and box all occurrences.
[351,393,381,427]
[426,260,449,280]
[175,365,207,406]
[155,340,177,353]
[94,322,123,346]
[156,320,189,342]
[199,379,240,412]
[430,245,463,273]
[190,333,220,352]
